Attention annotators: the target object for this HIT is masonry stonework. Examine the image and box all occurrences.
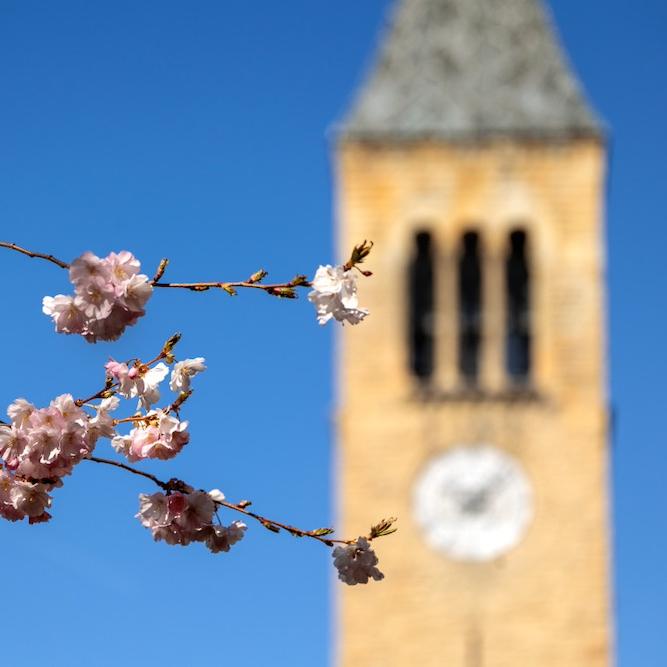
[336,139,611,666]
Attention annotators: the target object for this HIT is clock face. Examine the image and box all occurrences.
[413,445,533,562]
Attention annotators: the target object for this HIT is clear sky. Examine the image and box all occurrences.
[0,1,665,665]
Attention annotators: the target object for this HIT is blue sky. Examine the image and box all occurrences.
[0,1,665,665]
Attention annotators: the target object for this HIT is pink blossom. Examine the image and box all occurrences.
[0,393,101,481]
[7,399,35,427]
[106,251,141,293]
[0,471,52,524]
[42,295,87,334]
[137,491,216,547]
[43,250,153,343]
[112,410,189,462]
[9,479,52,519]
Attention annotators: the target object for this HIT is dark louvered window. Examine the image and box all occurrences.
[505,230,531,382]
[458,231,482,384]
[408,231,435,382]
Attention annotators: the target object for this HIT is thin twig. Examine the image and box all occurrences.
[86,455,169,491]
[113,415,150,425]
[216,499,352,546]
[0,241,310,295]
[0,242,70,269]
[152,280,310,296]
[75,387,115,408]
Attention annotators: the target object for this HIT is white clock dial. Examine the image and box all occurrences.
[413,445,533,562]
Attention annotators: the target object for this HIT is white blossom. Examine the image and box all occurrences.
[135,363,169,409]
[89,396,120,439]
[169,357,206,393]
[332,537,384,585]
[308,265,368,326]
[208,489,226,503]
[106,360,169,409]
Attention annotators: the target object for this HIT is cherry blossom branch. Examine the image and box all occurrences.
[151,275,310,298]
[70,333,381,547]
[0,240,374,300]
[0,240,386,581]
[85,454,393,548]
[0,239,308,295]
[215,499,350,546]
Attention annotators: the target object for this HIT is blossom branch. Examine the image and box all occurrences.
[0,239,373,300]
[0,328,392,583]
[5,240,374,339]
[215,499,351,547]
[85,453,389,548]
[151,275,310,298]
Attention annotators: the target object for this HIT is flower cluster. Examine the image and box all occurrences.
[308,265,369,326]
[0,349,206,525]
[332,537,384,585]
[0,395,109,480]
[137,489,246,553]
[43,251,152,342]
[0,471,52,523]
[0,394,117,524]
[112,410,189,462]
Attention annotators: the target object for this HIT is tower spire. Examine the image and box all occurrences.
[342,0,602,141]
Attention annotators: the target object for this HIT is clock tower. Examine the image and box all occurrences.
[335,0,612,665]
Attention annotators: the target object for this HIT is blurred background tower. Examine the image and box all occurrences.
[335,0,611,665]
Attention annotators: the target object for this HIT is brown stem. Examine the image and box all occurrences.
[0,242,70,269]
[216,499,352,546]
[0,241,310,294]
[113,415,150,425]
[75,387,115,408]
[152,280,311,293]
[86,455,170,491]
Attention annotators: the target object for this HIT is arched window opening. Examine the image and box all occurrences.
[505,229,531,383]
[458,231,482,385]
[408,231,435,382]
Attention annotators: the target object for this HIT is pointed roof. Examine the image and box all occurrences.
[342,0,602,141]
